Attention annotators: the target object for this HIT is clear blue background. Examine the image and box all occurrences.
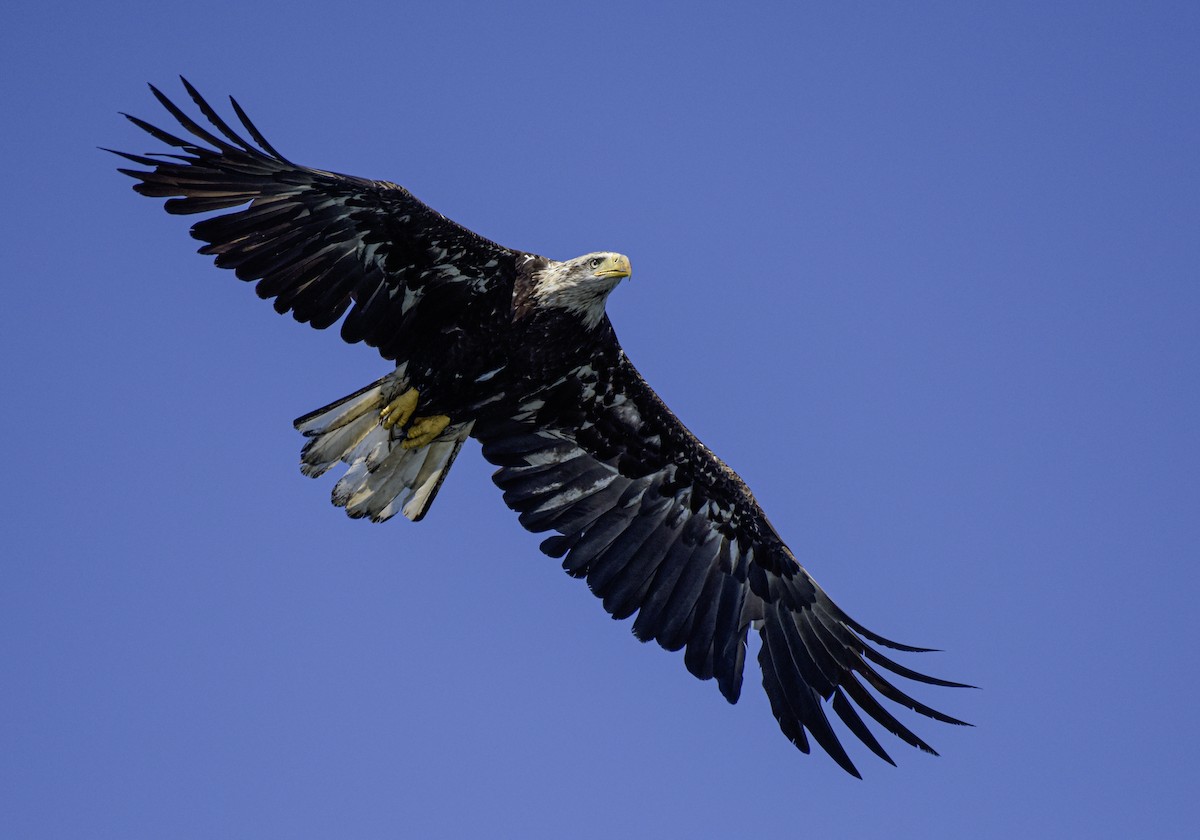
[3,2,1197,837]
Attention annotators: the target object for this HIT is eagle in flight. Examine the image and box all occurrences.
[112,78,969,777]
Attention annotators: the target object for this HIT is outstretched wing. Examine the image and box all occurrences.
[110,78,518,360]
[475,341,970,777]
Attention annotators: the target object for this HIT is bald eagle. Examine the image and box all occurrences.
[112,79,969,777]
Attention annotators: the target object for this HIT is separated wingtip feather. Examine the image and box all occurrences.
[229,94,291,163]
[179,76,261,154]
[121,112,193,149]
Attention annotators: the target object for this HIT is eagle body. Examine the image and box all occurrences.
[113,79,969,777]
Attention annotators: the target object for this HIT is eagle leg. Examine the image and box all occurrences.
[403,414,452,449]
[380,388,420,431]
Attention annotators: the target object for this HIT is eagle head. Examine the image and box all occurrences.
[531,252,632,328]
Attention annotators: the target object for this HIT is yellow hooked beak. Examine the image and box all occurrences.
[593,253,632,280]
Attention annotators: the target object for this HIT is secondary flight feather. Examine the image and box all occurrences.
[112,78,970,776]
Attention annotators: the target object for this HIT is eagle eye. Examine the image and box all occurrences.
[589,257,603,268]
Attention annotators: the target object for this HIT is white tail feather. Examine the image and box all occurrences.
[294,367,472,522]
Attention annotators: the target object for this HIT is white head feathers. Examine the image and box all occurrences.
[531,252,632,328]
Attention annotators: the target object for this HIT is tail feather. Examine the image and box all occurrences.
[297,382,387,478]
[294,369,471,522]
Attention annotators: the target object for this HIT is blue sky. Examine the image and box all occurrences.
[3,2,1198,837]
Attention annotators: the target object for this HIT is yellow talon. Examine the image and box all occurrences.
[380,388,420,430]
[379,387,450,448]
[402,414,451,449]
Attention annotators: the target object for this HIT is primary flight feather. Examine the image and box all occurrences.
[112,78,969,776]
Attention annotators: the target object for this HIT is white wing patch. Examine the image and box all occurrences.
[611,396,642,429]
